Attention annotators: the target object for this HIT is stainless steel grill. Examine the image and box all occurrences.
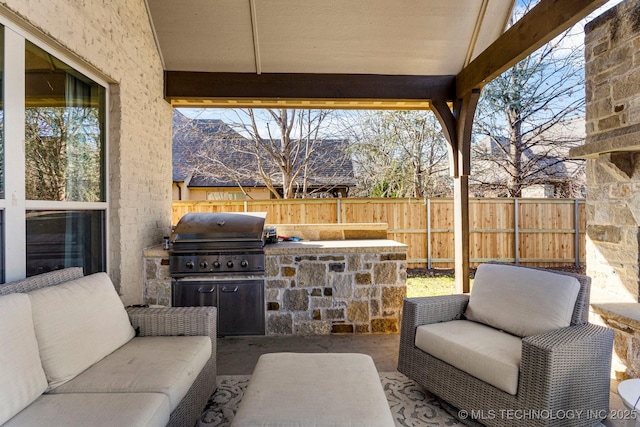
[170,212,267,336]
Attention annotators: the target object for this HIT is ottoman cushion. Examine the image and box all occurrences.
[232,352,394,427]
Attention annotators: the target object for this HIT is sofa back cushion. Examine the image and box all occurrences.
[28,272,135,390]
[0,293,48,425]
[464,264,581,337]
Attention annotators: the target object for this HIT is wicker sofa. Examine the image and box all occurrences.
[0,267,217,427]
[398,263,614,427]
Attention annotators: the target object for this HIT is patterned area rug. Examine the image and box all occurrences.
[197,372,464,426]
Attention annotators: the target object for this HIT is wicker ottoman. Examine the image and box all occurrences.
[231,352,394,427]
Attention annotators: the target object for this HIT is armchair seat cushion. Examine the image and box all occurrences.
[50,336,211,412]
[415,320,522,395]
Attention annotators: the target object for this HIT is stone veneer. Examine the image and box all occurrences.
[264,240,407,335]
[572,0,640,380]
[143,239,408,335]
[571,0,640,302]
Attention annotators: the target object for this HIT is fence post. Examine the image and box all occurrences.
[427,198,432,269]
[514,198,519,265]
[574,199,580,267]
[337,199,341,224]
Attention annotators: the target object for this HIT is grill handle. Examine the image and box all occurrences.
[221,286,239,293]
[197,286,215,294]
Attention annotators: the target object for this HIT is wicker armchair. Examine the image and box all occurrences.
[398,264,614,427]
[0,268,217,427]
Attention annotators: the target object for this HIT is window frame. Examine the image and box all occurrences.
[0,16,109,282]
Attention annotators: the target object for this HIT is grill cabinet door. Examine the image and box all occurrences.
[172,280,217,307]
[217,279,265,336]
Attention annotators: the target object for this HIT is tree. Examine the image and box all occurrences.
[344,110,451,198]
[25,106,102,202]
[174,109,353,199]
[471,1,586,198]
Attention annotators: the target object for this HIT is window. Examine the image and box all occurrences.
[0,22,107,281]
[207,191,246,200]
[26,210,105,276]
[25,41,105,202]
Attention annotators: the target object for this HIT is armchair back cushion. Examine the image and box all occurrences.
[28,272,135,390]
[0,294,48,425]
[464,263,580,337]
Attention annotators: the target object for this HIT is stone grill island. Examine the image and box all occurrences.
[143,224,408,335]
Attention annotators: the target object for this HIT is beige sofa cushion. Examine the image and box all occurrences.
[0,294,48,425]
[415,320,522,395]
[464,263,580,337]
[50,336,211,411]
[28,272,135,390]
[3,393,170,427]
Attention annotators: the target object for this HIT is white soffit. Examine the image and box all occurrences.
[146,0,514,76]
[146,0,257,72]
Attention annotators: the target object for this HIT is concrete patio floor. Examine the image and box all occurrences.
[218,333,631,427]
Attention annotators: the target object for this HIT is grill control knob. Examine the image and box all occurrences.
[227,260,234,268]
[213,261,221,269]
[240,260,249,268]
[185,261,194,269]
[199,261,208,269]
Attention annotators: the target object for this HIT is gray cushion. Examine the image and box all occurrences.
[0,294,48,425]
[464,263,580,337]
[50,336,211,411]
[415,320,522,395]
[28,273,136,390]
[3,393,170,427]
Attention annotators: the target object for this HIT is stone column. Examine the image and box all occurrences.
[575,0,640,302]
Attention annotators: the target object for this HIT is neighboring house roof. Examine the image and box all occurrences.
[172,111,243,182]
[172,110,356,190]
[472,117,586,186]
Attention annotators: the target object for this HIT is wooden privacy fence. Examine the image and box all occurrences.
[172,198,586,269]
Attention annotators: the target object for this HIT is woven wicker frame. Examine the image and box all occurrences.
[1,268,217,427]
[398,264,614,427]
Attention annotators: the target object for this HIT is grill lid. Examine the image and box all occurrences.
[171,212,267,246]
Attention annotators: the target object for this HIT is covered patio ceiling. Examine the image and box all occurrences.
[145,0,610,291]
[146,0,607,109]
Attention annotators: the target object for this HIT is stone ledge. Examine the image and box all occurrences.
[592,303,640,330]
[264,239,408,256]
[570,123,640,158]
[270,223,388,240]
[592,303,640,380]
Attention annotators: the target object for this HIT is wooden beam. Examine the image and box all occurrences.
[454,176,470,294]
[431,92,479,294]
[165,72,456,104]
[456,0,608,98]
[430,99,457,175]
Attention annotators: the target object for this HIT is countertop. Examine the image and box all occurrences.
[144,239,407,257]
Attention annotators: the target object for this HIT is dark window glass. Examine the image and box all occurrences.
[26,210,105,277]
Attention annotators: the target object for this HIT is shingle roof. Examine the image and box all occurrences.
[172,110,356,189]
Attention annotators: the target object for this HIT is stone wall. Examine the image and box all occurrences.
[265,250,406,335]
[1,0,173,304]
[575,0,640,302]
